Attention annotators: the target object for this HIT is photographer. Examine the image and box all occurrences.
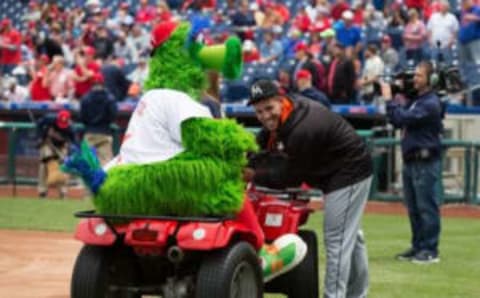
[381,61,444,264]
[36,110,76,198]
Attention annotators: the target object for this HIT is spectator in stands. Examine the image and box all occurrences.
[44,55,75,103]
[101,57,131,102]
[260,2,284,30]
[112,3,135,28]
[326,42,356,104]
[92,25,114,60]
[292,42,324,91]
[113,31,138,65]
[242,39,260,63]
[381,35,400,71]
[310,6,332,34]
[424,0,444,21]
[0,18,22,76]
[24,1,42,22]
[319,28,337,64]
[359,44,385,103]
[72,46,100,99]
[80,73,118,166]
[156,1,173,23]
[231,0,257,40]
[259,30,283,64]
[427,1,459,49]
[308,32,323,58]
[281,28,302,60]
[292,5,312,33]
[403,8,427,64]
[330,0,350,21]
[36,110,75,198]
[135,0,157,24]
[387,5,408,30]
[335,10,363,58]
[247,78,372,298]
[405,0,427,14]
[382,61,443,264]
[364,3,387,32]
[129,24,150,58]
[295,69,331,108]
[3,77,28,103]
[458,0,480,65]
[182,0,216,11]
[29,54,52,102]
[35,24,64,61]
[277,67,294,94]
[351,0,365,26]
[128,56,149,90]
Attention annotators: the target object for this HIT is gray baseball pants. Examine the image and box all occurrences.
[323,176,372,298]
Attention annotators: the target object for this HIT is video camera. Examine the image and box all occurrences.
[378,42,465,99]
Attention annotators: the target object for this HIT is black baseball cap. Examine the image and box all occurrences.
[247,79,281,105]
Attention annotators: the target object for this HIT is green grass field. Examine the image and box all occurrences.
[0,198,479,298]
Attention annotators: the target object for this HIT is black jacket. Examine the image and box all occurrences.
[327,58,356,104]
[253,98,372,194]
[101,64,131,102]
[80,87,118,135]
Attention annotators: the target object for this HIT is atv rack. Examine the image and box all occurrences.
[74,210,235,222]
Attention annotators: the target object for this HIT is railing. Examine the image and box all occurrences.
[0,122,122,186]
[1,122,479,205]
[370,138,479,205]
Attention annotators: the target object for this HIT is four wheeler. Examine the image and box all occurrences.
[70,186,320,298]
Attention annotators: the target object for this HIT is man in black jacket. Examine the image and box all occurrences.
[80,72,118,166]
[246,79,373,298]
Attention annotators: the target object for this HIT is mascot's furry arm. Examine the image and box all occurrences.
[62,118,258,216]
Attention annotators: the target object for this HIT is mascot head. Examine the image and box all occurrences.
[144,20,243,99]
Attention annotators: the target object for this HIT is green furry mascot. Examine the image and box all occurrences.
[63,20,308,283]
[62,20,256,216]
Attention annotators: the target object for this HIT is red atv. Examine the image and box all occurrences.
[70,187,320,298]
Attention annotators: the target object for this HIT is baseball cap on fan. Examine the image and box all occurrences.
[247,79,281,105]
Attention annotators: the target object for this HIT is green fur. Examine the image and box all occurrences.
[143,23,207,100]
[223,36,243,79]
[93,118,258,216]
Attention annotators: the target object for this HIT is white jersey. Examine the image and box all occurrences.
[105,89,212,169]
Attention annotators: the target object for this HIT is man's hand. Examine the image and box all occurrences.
[243,167,255,182]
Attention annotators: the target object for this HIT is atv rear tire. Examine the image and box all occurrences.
[286,230,319,298]
[196,241,263,298]
[71,245,140,298]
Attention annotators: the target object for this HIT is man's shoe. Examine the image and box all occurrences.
[395,248,416,261]
[38,191,47,199]
[259,234,307,283]
[411,250,440,264]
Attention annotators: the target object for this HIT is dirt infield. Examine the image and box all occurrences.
[0,230,80,298]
